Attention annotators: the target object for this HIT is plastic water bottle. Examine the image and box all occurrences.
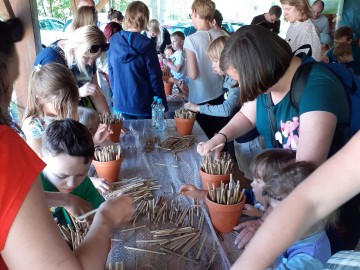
[156,97,165,132]
[151,96,158,128]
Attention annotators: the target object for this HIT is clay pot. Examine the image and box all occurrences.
[199,169,231,190]
[174,116,196,136]
[164,81,173,96]
[109,122,123,143]
[92,156,123,183]
[205,193,246,233]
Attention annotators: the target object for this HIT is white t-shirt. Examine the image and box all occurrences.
[184,29,224,104]
[170,50,187,81]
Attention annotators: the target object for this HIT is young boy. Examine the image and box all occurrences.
[165,31,187,82]
[332,43,356,73]
[184,0,226,138]
[322,26,360,76]
[41,119,105,225]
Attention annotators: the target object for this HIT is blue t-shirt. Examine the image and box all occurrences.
[256,59,349,156]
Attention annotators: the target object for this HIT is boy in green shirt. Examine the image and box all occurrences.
[41,119,105,226]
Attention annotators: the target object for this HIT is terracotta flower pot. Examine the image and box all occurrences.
[174,116,196,136]
[92,156,123,183]
[199,169,231,190]
[164,81,173,96]
[206,193,246,233]
[109,122,123,143]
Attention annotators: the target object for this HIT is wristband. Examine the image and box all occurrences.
[215,132,227,145]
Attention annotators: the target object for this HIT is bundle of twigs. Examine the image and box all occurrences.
[99,113,123,124]
[58,216,90,250]
[143,136,160,153]
[175,108,196,119]
[201,152,233,175]
[207,180,245,205]
[94,145,121,162]
[158,135,196,153]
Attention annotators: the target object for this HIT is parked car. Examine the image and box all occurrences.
[39,17,66,47]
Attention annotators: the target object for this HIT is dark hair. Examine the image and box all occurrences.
[220,25,293,104]
[108,8,124,21]
[104,21,122,40]
[333,43,352,58]
[42,119,94,164]
[171,30,185,40]
[334,26,353,41]
[269,5,282,18]
[250,148,296,181]
[312,0,325,10]
[212,9,223,26]
[165,44,175,53]
[0,18,23,126]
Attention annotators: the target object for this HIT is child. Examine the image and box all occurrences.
[184,35,265,180]
[108,1,168,119]
[41,119,105,225]
[332,43,356,74]
[22,63,79,157]
[262,161,331,269]
[164,44,175,60]
[184,0,226,138]
[165,31,187,83]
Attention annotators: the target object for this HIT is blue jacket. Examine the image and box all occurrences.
[108,30,167,116]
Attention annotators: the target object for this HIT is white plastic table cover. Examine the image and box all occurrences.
[104,119,243,270]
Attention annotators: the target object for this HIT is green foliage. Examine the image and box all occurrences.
[36,0,71,22]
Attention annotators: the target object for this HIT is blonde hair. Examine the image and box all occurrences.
[23,63,79,123]
[71,6,98,32]
[78,106,100,131]
[65,25,106,74]
[280,0,311,21]
[146,19,163,50]
[122,1,149,31]
[191,0,216,21]
[207,35,228,62]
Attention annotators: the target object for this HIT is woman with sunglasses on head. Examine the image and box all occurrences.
[34,25,110,114]
[108,1,167,119]
[0,18,134,270]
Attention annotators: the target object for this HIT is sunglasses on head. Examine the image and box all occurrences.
[0,18,24,43]
[89,43,110,53]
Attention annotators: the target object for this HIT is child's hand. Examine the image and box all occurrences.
[179,184,206,201]
[90,177,112,194]
[184,102,200,112]
[242,204,263,217]
[65,195,94,222]
[93,123,112,145]
[177,80,189,99]
[321,55,330,63]
[233,219,262,249]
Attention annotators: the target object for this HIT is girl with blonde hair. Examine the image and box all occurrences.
[71,5,98,32]
[34,25,110,114]
[143,19,171,54]
[22,63,79,157]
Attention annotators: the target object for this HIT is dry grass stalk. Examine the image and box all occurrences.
[99,113,123,124]
[201,152,233,175]
[143,137,160,153]
[208,179,245,205]
[94,145,121,162]
[174,108,196,119]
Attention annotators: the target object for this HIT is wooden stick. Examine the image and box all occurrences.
[160,248,199,264]
[76,208,98,220]
[120,225,146,232]
[124,246,166,256]
[155,163,179,168]
[196,233,208,260]
[210,143,224,152]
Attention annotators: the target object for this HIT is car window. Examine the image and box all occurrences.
[39,19,52,30]
[51,20,64,30]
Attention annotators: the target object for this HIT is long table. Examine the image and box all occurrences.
[105,119,242,269]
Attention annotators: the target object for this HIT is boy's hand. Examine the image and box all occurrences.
[96,195,134,228]
[90,177,112,194]
[65,195,94,222]
[179,184,206,201]
[242,204,263,217]
[93,123,112,145]
[233,219,262,249]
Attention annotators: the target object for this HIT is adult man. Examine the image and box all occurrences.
[311,0,331,47]
[251,5,282,34]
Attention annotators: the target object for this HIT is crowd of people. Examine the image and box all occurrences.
[1,0,360,269]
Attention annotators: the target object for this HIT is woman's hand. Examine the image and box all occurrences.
[233,219,262,249]
[197,136,225,158]
[179,184,207,201]
[242,204,263,217]
[184,102,200,112]
[79,82,102,97]
[90,177,112,194]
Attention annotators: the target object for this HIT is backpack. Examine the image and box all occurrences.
[266,44,360,148]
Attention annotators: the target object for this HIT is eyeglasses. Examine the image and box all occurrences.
[89,43,110,53]
[262,190,283,201]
